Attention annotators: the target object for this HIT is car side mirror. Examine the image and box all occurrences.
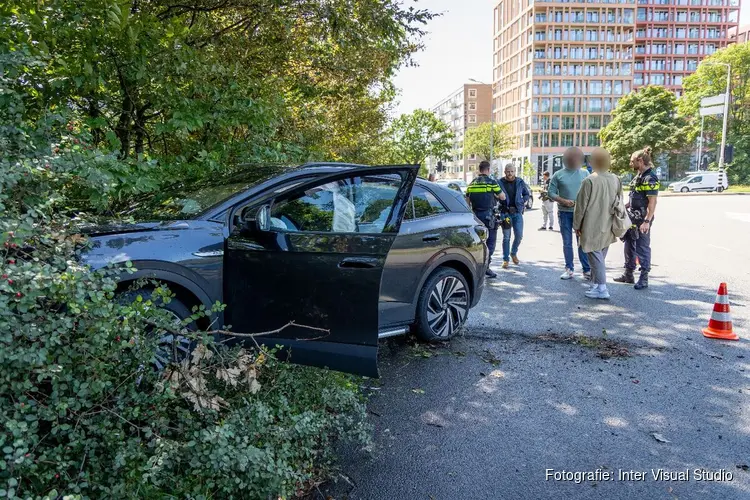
[254,205,271,232]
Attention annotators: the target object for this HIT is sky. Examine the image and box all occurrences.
[392,0,750,116]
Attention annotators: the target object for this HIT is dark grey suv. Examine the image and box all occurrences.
[82,163,488,377]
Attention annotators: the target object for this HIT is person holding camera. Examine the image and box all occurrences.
[466,161,506,278]
[499,164,531,269]
[539,171,555,231]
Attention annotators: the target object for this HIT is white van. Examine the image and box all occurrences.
[669,172,729,193]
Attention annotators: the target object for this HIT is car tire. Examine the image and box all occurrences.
[118,288,196,370]
[415,267,470,342]
[680,187,689,193]
[526,196,534,209]
[717,186,724,193]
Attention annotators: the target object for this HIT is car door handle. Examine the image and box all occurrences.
[422,233,441,242]
[338,257,380,269]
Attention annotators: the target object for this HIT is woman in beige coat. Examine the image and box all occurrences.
[573,148,624,299]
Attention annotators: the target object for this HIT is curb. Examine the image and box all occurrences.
[659,191,750,197]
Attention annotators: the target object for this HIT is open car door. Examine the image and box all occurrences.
[224,165,419,377]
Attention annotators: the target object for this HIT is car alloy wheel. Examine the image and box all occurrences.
[152,309,194,371]
[118,289,196,371]
[680,187,689,193]
[416,268,470,341]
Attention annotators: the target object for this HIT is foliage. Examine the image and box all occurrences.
[1,49,371,499]
[599,86,687,173]
[463,122,514,162]
[1,0,436,212]
[520,159,535,183]
[679,42,750,184]
[385,109,454,174]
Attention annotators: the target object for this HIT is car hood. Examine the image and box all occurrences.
[80,220,192,237]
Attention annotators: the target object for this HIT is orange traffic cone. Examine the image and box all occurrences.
[702,283,738,341]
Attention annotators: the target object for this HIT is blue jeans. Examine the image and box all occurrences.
[558,211,590,273]
[502,213,524,261]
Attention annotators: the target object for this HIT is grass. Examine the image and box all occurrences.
[727,185,750,193]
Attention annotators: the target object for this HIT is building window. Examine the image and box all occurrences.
[470,153,476,160]
[468,102,477,111]
[468,114,477,124]
[468,89,477,98]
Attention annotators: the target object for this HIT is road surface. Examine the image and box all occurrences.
[325,195,750,500]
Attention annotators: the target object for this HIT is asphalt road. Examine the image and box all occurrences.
[325,195,750,500]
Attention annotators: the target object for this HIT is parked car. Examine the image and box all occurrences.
[81,163,489,377]
[670,171,729,193]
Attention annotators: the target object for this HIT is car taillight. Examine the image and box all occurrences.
[475,225,488,241]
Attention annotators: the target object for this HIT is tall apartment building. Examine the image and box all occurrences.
[729,24,750,43]
[426,83,492,182]
[492,0,740,181]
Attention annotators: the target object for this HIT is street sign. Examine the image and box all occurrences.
[701,94,726,107]
[700,105,724,116]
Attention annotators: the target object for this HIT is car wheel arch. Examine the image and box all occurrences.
[114,265,216,329]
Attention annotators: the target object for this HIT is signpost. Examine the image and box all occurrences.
[697,91,729,176]
[700,105,724,116]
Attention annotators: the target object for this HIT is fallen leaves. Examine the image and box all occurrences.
[411,388,425,394]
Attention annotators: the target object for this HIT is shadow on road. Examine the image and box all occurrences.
[321,258,750,500]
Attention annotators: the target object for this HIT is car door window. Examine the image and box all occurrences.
[404,186,447,220]
[269,176,403,233]
[689,176,702,184]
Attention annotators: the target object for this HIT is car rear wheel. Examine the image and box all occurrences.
[415,268,470,342]
[717,186,724,193]
[680,187,689,193]
[118,289,196,370]
[526,196,534,209]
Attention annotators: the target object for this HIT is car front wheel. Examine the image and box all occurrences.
[118,289,196,371]
[415,268,470,342]
[680,187,689,193]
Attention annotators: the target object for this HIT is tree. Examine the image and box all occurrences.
[2,0,435,173]
[599,86,687,173]
[386,109,454,174]
[463,122,514,162]
[679,42,750,184]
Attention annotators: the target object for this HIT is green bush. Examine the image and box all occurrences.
[1,51,370,499]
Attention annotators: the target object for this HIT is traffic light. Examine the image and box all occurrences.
[724,145,734,164]
[436,161,446,173]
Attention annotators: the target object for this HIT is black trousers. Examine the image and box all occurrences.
[623,224,652,272]
[477,214,498,265]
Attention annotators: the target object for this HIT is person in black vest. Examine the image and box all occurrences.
[614,147,659,290]
[466,161,506,278]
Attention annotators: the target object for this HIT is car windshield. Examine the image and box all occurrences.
[677,175,697,183]
[141,166,294,220]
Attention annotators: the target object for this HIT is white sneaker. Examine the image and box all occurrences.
[586,287,611,299]
[560,269,574,280]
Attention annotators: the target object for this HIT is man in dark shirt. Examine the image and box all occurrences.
[466,161,505,277]
[499,165,531,269]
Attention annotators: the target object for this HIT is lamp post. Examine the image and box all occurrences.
[469,78,494,174]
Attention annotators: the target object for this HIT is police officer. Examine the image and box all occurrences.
[466,161,506,278]
[614,147,659,290]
